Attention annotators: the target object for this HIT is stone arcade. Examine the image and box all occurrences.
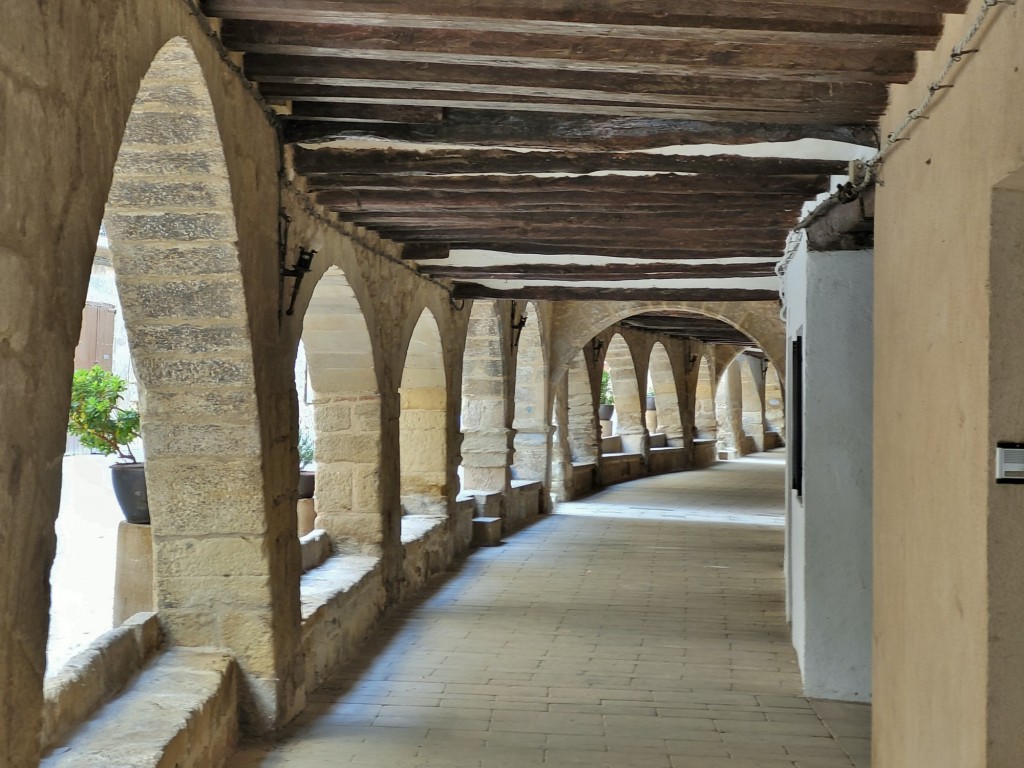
[2,1,1023,766]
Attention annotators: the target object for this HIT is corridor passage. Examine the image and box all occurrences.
[230,453,869,768]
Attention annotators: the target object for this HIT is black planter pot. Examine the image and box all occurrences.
[111,462,150,525]
[646,396,657,411]
[298,470,316,500]
[598,404,615,421]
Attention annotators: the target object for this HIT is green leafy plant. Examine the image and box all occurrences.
[298,427,316,469]
[67,366,140,462]
[600,369,615,406]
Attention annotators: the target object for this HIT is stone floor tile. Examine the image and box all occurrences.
[226,453,870,768]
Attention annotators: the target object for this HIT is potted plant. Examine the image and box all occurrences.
[297,426,316,499]
[598,369,615,421]
[67,365,148,524]
[646,387,657,412]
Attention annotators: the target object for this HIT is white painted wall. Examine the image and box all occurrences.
[783,244,873,702]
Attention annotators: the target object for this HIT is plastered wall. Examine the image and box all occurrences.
[784,247,873,702]
[874,2,1024,764]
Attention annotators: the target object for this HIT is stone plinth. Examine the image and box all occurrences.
[113,522,154,626]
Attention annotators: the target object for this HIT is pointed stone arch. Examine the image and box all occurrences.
[302,265,381,550]
[511,302,549,483]
[605,334,645,454]
[552,300,784,388]
[400,308,448,516]
[764,361,786,439]
[460,300,511,493]
[566,348,599,464]
[100,36,291,727]
[694,355,717,439]
[740,356,766,452]
[647,342,683,446]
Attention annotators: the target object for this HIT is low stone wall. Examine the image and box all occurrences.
[41,612,163,754]
[507,480,544,533]
[599,453,644,486]
[764,431,784,450]
[648,447,687,475]
[300,529,332,572]
[299,555,386,690]
[692,439,719,469]
[570,462,597,499]
[402,516,452,597]
[454,497,475,552]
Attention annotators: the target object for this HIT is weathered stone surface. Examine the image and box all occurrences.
[115,276,247,320]
[107,211,235,243]
[142,422,262,458]
[41,649,238,768]
[129,324,251,355]
[121,112,217,145]
[112,242,241,276]
[144,461,267,535]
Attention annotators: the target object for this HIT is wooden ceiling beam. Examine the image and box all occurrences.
[375,230,787,250]
[439,244,784,259]
[328,202,805,217]
[450,284,780,302]
[316,189,808,209]
[245,54,887,109]
[309,172,828,195]
[291,146,849,177]
[282,110,878,148]
[261,83,874,123]
[420,263,779,280]
[222,20,921,82]
[284,103,444,123]
[203,0,947,37]
[341,213,801,231]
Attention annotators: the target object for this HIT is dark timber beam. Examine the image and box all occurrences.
[291,147,850,177]
[341,211,801,229]
[245,54,887,111]
[202,0,950,37]
[436,245,786,259]
[309,173,829,195]
[262,83,875,122]
[419,263,779,280]
[450,284,781,302]
[286,103,445,123]
[222,20,921,82]
[282,110,879,148]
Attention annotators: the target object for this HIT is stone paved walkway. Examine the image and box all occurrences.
[229,452,870,768]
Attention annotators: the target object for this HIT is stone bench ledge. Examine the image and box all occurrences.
[401,514,447,545]
[41,648,237,768]
[300,554,380,623]
[510,479,543,491]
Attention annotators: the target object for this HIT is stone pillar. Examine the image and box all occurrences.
[313,394,383,548]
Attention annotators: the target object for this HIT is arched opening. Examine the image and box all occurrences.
[764,361,786,443]
[53,37,291,726]
[715,356,743,457]
[400,309,448,517]
[549,383,573,502]
[694,356,717,439]
[460,300,510,493]
[605,334,645,454]
[648,342,683,447]
[740,355,766,453]
[511,302,549,483]
[302,266,381,550]
[566,348,598,464]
